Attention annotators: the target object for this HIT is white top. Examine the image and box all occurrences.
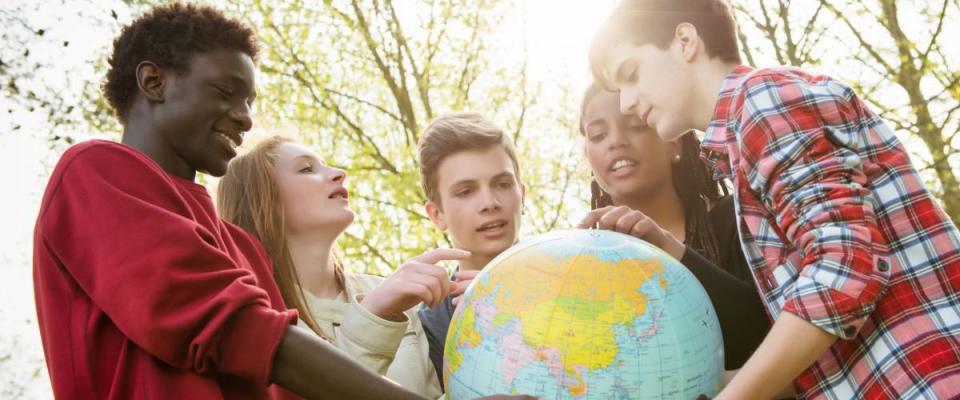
[300,273,443,398]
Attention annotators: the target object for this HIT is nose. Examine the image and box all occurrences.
[607,123,628,151]
[328,167,346,183]
[479,187,502,214]
[619,87,639,116]
[230,102,253,133]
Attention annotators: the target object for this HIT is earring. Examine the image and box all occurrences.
[673,154,681,163]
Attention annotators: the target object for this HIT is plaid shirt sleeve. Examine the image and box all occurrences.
[734,72,890,339]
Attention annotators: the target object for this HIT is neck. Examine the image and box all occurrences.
[120,113,195,181]
[613,186,686,241]
[459,252,496,272]
[692,60,742,130]
[286,231,341,299]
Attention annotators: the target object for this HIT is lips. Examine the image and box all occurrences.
[216,129,243,150]
[608,157,638,172]
[476,219,508,232]
[329,186,349,200]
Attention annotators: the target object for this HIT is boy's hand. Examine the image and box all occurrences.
[577,206,685,259]
[450,269,480,306]
[361,248,471,320]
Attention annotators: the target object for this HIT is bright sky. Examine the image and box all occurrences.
[0,1,613,396]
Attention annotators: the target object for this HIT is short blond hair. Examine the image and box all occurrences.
[417,112,521,206]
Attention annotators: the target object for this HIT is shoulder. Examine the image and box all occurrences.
[738,66,840,89]
[46,140,169,194]
[220,222,272,265]
[57,140,157,173]
[38,140,175,219]
[731,68,863,167]
[735,67,857,115]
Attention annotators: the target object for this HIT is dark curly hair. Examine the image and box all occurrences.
[103,3,259,124]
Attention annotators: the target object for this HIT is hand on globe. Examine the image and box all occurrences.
[450,269,480,306]
[444,230,725,398]
[361,248,471,320]
[577,205,685,259]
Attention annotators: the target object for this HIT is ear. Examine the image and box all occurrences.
[136,61,166,103]
[519,182,527,215]
[667,139,683,164]
[674,23,701,63]
[425,200,447,231]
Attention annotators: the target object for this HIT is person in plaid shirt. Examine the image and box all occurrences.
[585,0,960,398]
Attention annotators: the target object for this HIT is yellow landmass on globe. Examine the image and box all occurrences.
[445,302,482,376]
[486,251,667,395]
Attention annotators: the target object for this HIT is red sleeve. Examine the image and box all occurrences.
[38,143,295,385]
[734,73,889,339]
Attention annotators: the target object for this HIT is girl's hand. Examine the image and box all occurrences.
[361,248,471,320]
[577,206,685,259]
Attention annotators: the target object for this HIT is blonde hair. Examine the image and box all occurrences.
[417,112,521,206]
[217,136,344,340]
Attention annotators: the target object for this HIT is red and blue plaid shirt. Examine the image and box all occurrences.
[701,65,960,399]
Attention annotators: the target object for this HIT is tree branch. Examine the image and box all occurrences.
[817,0,897,76]
[776,0,801,65]
[919,0,949,74]
[323,87,404,124]
[347,0,418,144]
[354,194,429,221]
[343,231,394,274]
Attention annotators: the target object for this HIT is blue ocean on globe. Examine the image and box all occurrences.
[444,229,724,399]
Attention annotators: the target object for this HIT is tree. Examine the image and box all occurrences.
[0,1,128,146]
[734,0,960,225]
[223,0,585,273]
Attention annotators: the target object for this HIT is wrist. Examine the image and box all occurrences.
[358,293,393,320]
[660,231,685,260]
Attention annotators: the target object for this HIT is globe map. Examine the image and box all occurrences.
[444,229,724,399]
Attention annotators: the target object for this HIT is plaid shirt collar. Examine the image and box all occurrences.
[700,64,755,180]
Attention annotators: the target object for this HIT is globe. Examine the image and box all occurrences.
[443,229,724,399]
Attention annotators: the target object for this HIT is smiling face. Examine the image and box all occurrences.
[582,89,680,204]
[602,40,700,143]
[425,146,524,260]
[272,142,355,237]
[153,49,257,177]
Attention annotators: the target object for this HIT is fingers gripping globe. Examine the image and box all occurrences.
[443,229,724,399]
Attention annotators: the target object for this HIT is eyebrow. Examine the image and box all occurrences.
[225,74,258,102]
[584,119,608,131]
[491,172,516,180]
[448,178,477,189]
[448,172,516,189]
[293,154,321,164]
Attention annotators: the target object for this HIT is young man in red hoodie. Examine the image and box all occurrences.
[32,4,428,399]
